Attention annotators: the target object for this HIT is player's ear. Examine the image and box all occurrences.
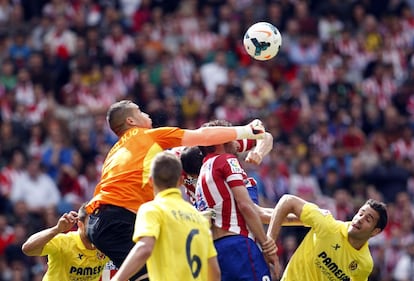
[126,117,135,125]
[370,227,382,237]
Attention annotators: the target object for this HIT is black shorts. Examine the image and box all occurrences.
[87,204,148,280]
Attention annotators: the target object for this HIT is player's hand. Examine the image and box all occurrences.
[245,151,263,165]
[56,211,78,233]
[268,255,282,280]
[261,236,277,257]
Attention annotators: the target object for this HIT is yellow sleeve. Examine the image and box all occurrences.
[300,203,342,234]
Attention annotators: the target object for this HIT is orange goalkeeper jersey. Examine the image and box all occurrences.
[85,127,185,214]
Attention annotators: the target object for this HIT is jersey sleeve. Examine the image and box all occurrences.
[133,202,161,242]
[220,154,245,188]
[146,127,185,150]
[300,203,342,234]
[237,139,256,152]
[41,234,65,256]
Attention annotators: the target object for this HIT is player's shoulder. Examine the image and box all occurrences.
[214,153,240,166]
[219,153,239,160]
[302,202,335,221]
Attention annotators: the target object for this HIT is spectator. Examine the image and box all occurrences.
[0,148,26,214]
[0,214,14,256]
[392,235,414,281]
[4,223,31,281]
[40,118,75,182]
[289,158,322,202]
[261,161,290,206]
[8,31,31,68]
[214,94,247,125]
[14,67,34,107]
[102,23,135,66]
[0,59,16,91]
[308,119,336,158]
[181,84,203,123]
[361,62,397,111]
[391,124,414,163]
[365,149,411,203]
[287,32,321,66]
[42,0,75,21]
[242,65,276,116]
[43,15,77,61]
[200,51,229,103]
[10,156,61,216]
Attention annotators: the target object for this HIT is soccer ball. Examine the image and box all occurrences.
[243,22,282,61]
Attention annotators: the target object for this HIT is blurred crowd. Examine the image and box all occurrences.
[1,0,414,280]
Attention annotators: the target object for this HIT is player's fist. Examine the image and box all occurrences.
[245,151,263,165]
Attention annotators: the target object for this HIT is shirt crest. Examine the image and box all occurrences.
[227,158,243,173]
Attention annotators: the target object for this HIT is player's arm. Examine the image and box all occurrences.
[208,256,221,281]
[22,211,78,256]
[110,236,155,281]
[255,205,302,226]
[267,194,307,241]
[181,119,265,147]
[245,132,273,165]
[232,186,276,258]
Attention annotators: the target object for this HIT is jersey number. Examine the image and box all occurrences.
[186,229,201,278]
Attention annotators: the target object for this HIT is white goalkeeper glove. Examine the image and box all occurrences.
[235,119,265,140]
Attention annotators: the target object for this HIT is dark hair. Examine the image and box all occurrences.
[365,199,388,231]
[151,152,182,189]
[181,146,204,176]
[106,100,135,136]
[198,120,233,156]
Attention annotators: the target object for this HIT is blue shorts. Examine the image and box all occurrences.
[247,186,259,204]
[214,235,271,281]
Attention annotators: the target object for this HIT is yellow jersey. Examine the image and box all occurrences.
[281,203,373,281]
[133,188,217,281]
[41,231,109,281]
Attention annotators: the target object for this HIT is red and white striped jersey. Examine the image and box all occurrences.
[195,153,254,239]
[178,140,256,205]
[391,138,414,161]
[102,35,135,66]
[361,77,397,110]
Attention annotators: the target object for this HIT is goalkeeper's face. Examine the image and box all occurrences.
[130,104,152,128]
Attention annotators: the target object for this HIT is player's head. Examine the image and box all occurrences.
[199,119,238,156]
[180,146,204,177]
[348,199,387,240]
[106,100,152,136]
[151,151,182,192]
[365,199,388,231]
